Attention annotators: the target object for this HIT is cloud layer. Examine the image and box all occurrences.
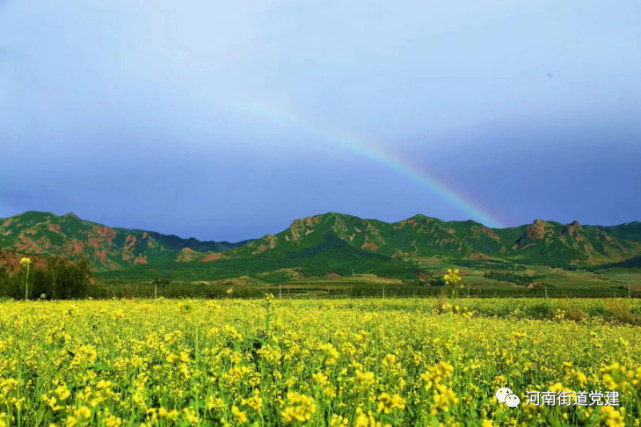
[1,0,639,240]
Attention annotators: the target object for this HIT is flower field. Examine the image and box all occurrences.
[0,297,640,426]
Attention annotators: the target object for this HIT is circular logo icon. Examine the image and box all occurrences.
[496,387,513,403]
[505,394,520,408]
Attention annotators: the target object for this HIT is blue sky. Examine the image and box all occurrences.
[1,0,640,241]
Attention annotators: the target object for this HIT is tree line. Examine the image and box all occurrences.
[0,257,94,300]
[483,271,543,286]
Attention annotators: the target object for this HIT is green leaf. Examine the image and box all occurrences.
[92,363,112,372]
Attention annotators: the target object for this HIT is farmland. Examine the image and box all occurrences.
[95,260,641,300]
[0,297,639,426]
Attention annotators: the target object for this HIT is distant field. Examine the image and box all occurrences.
[95,257,641,299]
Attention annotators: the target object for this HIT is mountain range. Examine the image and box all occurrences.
[1,211,640,275]
[0,211,245,271]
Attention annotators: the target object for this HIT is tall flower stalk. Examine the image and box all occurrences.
[20,257,31,301]
[444,269,461,371]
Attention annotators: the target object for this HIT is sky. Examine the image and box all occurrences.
[1,0,640,242]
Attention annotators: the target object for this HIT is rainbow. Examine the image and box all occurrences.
[224,98,506,229]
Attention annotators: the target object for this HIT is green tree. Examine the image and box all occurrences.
[51,256,93,299]
[0,265,11,298]
[152,276,172,299]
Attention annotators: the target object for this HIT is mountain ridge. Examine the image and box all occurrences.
[228,213,641,265]
[1,210,640,272]
[0,211,241,271]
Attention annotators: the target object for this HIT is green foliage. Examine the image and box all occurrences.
[483,270,543,286]
[0,257,94,300]
[0,266,11,297]
[152,276,172,288]
[428,277,447,287]
[598,255,641,270]
[2,212,641,289]
[88,282,268,299]
[132,231,238,252]
[99,234,417,282]
[601,221,641,242]
[450,259,526,270]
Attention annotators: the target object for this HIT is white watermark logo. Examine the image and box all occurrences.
[496,388,620,408]
[525,390,619,407]
[495,388,520,408]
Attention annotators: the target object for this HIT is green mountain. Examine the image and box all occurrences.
[230,213,640,265]
[0,246,71,273]
[593,254,641,270]
[0,211,239,271]
[100,233,414,282]
[612,255,641,268]
[1,211,640,279]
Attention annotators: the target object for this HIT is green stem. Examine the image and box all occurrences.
[24,264,30,301]
[195,322,199,362]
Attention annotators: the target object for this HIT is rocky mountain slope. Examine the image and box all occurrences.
[230,213,641,265]
[1,211,639,272]
[0,211,240,271]
[0,247,70,273]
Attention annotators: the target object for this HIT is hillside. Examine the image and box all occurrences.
[616,255,641,268]
[1,211,640,280]
[0,247,72,273]
[99,233,415,282]
[230,213,640,265]
[595,254,641,270]
[0,211,239,271]
[231,213,499,259]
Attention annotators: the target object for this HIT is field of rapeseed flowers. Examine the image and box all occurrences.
[0,296,640,426]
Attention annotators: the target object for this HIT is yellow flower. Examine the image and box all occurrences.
[241,392,263,413]
[355,370,376,387]
[281,393,316,423]
[377,393,405,413]
[0,294,638,426]
[382,354,397,367]
[431,384,459,413]
[20,257,31,266]
[73,406,91,419]
[421,361,454,390]
[444,269,461,285]
[319,343,340,365]
[330,414,349,426]
[601,406,625,427]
